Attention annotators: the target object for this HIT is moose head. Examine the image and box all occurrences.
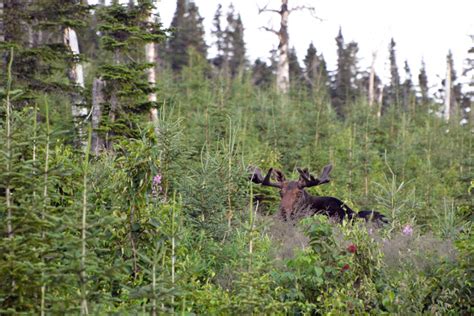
[250,164,387,224]
[250,164,334,221]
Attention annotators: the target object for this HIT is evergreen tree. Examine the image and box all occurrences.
[225,6,246,77]
[386,38,401,108]
[461,35,473,123]
[0,0,93,149]
[418,59,430,105]
[96,0,167,146]
[288,46,302,86]
[303,42,329,92]
[332,28,359,115]
[1,0,91,98]
[211,4,225,69]
[333,28,346,114]
[252,57,273,88]
[167,0,207,71]
[402,60,414,111]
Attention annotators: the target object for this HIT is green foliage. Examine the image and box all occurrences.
[167,0,207,71]
[1,15,472,314]
[98,1,166,51]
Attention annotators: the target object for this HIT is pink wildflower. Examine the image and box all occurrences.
[402,224,413,236]
[152,173,163,196]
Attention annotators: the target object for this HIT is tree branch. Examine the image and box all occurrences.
[289,5,323,21]
[260,26,279,35]
[257,3,280,15]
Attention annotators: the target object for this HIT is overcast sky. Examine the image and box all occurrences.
[155,0,473,88]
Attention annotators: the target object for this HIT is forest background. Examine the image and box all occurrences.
[0,0,472,314]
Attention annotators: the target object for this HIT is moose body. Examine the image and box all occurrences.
[250,164,387,224]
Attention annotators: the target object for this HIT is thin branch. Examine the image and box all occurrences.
[257,3,280,15]
[290,5,323,21]
[260,26,279,35]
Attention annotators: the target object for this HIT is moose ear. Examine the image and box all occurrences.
[272,169,286,182]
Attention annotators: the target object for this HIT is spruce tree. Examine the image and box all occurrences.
[288,46,302,86]
[418,59,430,105]
[461,35,473,123]
[252,58,273,88]
[1,0,91,100]
[167,0,207,71]
[211,4,225,69]
[386,38,401,108]
[168,0,186,70]
[225,6,246,77]
[303,42,329,92]
[402,60,414,111]
[333,28,346,114]
[332,28,359,116]
[95,0,167,146]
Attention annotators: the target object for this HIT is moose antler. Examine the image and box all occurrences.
[248,166,283,188]
[297,164,332,188]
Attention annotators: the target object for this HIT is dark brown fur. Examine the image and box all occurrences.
[250,164,387,224]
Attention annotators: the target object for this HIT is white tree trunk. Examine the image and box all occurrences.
[276,0,290,93]
[444,55,452,121]
[369,51,377,107]
[146,12,159,130]
[63,27,88,149]
[0,1,4,42]
[91,78,105,155]
[377,89,384,118]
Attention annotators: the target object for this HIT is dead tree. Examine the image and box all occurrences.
[91,78,105,155]
[444,53,452,121]
[63,27,88,149]
[259,0,320,93]
[0,1,4,42]
[369,51,377,107]
[145,7,159,132]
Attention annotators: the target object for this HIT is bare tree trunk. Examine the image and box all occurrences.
[0,1,4,42]
[377,88,384,118]
[259,0,291,94]
[276,0,290,93]
[106,50,120,149]
[145,12,159,129]
[63,27,88,149]
[369,51,377,107]
[91,78,105,155]
[444,55,452,121]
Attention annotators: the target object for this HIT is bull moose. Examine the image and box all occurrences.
[249,164,387,224]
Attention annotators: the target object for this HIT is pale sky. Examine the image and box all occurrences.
[156,0,473,90]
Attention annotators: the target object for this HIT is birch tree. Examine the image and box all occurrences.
[64,27,88,149]
[145,4,158,127]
